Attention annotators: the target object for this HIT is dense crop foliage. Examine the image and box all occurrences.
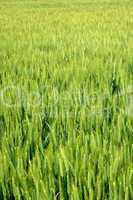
[0,1,133,199]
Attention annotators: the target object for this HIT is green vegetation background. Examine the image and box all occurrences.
[0,0,133,199]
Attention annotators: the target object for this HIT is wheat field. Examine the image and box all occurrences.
[0,1,133,199]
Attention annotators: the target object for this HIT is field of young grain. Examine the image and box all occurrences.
[0,0,133,199]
